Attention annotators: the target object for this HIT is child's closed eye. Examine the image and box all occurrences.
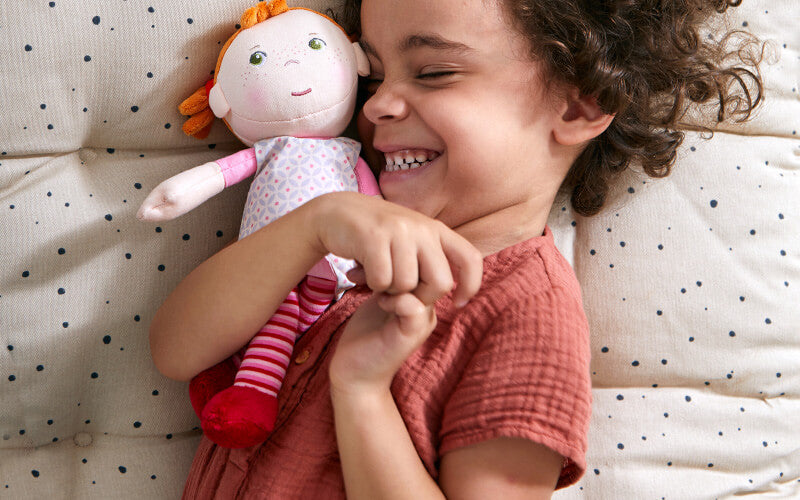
[417,71,456,80]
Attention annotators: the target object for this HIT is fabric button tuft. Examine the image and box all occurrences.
[78,148,97,163]
[73,432,93,447]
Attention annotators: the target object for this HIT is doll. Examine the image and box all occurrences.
[137,0,374,449]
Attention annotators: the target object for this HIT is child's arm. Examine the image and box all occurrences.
[149,191,482,382]
[330,293,561,499]
[149,197,325,381]
[333,388,561,499]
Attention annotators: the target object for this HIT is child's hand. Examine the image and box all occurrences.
[329,291,436,393]
[315,192,483,393]
[311,192,483,307]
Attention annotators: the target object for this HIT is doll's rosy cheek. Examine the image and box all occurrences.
[327,62,352,89]
[246,88,270,108]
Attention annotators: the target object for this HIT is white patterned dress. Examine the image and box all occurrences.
[197,136,379,448]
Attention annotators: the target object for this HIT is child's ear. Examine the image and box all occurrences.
[352,41,370,77]
[553,91,614,146]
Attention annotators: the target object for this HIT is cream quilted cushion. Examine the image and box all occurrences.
[1,1,797,499]
[551,2,800,498]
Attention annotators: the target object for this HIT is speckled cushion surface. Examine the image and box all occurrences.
[549,3,800,497]
[1,1,798,499]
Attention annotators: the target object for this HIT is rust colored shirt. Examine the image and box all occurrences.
[182,226,592,499]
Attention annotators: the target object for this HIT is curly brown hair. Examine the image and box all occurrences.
[341,0,764,216]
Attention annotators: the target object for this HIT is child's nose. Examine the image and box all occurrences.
[362,84,409,124]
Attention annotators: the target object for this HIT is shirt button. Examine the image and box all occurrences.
[74,432,93,447]
[294,349,311,365]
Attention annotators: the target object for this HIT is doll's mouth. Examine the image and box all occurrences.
[291,88,312,96]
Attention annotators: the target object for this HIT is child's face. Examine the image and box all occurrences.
[357,0,571,235]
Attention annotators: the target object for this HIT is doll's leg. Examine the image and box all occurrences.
[229,276,336,398]
[297,275,339,330]
[200,277,336,448]
[234,300,299,396]
[233,276,335,393]
[188,340,250,419]
[188,358,237,419]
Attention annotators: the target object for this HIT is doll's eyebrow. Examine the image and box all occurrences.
[249,44,262,51]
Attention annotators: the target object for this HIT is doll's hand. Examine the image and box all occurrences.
[329,291,436,393]
[311,192,483,308]
[137,162,225,221]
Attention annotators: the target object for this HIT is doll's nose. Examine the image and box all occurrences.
[284,59,300,66]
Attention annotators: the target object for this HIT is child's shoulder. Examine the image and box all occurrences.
[480,226,582,304]
[439,226,587,346]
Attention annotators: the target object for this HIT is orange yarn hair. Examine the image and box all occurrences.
[178,0,348,140]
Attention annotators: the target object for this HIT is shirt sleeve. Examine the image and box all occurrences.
[438,285,592,489]
[354,157,381,197]
[217,147,257,187]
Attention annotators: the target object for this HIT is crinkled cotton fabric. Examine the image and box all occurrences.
[182,227,592,498]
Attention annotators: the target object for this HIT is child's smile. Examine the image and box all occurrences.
[381,149,440,173]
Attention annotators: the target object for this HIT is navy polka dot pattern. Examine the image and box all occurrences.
[0,1,797,499]
[551,4,800,498]
[0,0,343,498]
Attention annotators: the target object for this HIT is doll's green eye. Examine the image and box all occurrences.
[308,38,326,50]
[249,51,267,65]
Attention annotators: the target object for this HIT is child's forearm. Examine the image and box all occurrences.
[331,386,446,500]
[149,200,327,381]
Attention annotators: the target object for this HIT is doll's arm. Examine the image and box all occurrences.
[136,149,257,221]
[137,161,225,221]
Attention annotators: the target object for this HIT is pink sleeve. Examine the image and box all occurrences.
[354,157,381,196]
[217,148,257,187]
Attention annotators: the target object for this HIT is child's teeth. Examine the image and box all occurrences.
[384,149,438,172]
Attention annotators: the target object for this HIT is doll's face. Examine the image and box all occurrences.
[216,10,361,144]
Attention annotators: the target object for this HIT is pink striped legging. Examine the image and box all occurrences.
[231,275,336,397]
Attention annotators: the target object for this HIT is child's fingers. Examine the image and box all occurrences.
[361,241,394,292]
[388,237,420,294]
[377,292,426,318]
[376,293,437,340]
[415,247,455,305]
[441,233,483,307]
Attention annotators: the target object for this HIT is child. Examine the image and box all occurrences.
[149,0,762,497]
